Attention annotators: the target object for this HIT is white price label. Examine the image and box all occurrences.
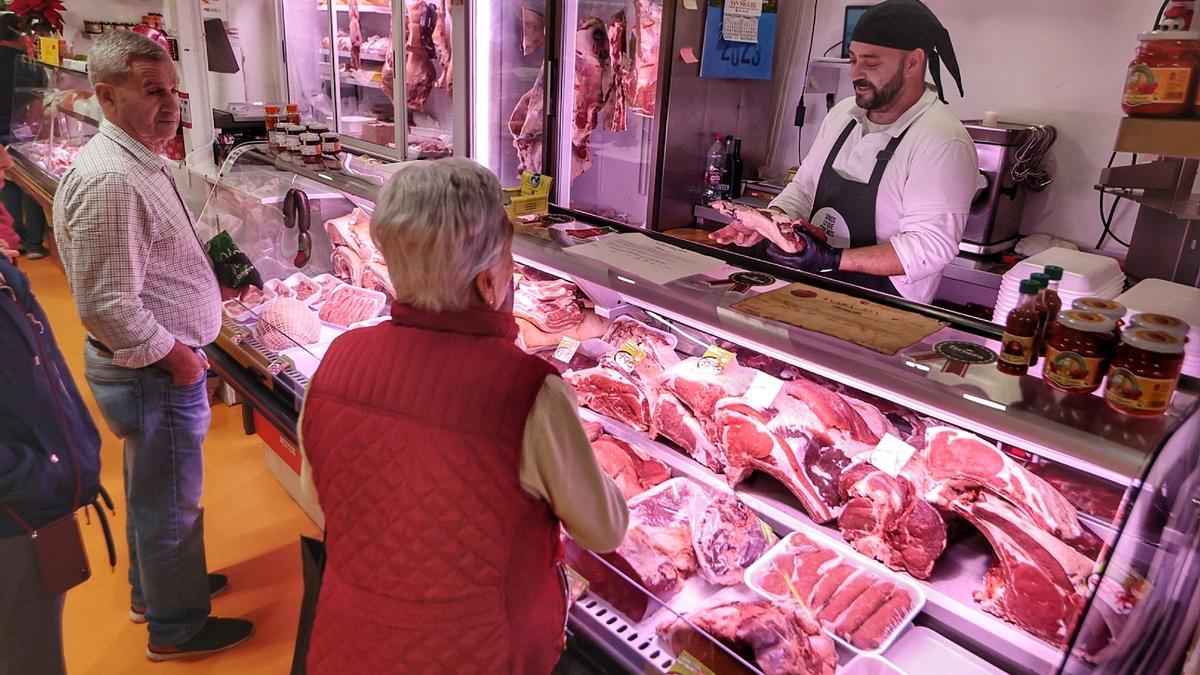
[868,433,917,478]
[698,345,736,374]
[725,0,763,17]
[553,336,581,364]
[723,15,760,43]
[743,370,784,409]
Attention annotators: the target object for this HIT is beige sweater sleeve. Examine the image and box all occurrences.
[520,375,629,553]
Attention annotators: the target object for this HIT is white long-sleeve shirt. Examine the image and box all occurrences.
[298,374,629,553]
[770,89,979,304]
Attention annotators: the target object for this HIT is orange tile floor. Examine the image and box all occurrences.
[21,257,322,673]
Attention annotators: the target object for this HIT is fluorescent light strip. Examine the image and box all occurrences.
[471,0,492,169]
[963,393,1007,411]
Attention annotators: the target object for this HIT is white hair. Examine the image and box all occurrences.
[88,30,171,87]
[371,158,510,313]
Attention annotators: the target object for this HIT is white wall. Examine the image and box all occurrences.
[773,0,1161,252]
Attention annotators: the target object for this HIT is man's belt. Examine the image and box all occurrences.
[86,336,112,356]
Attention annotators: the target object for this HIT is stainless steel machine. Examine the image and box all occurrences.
[960,122,1033,255]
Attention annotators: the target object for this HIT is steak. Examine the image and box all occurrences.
[658,356,756,435]
[651,390,729,476]
[922,427,1082,540]
[257,297,321,351]
[837,463,947,580]
[749,532,916,651]
[564,363,652,431]
[318,285,386,328]
[951,494,1093,646]
[630,0,661,117]
[690,488,773,586]
[658,599,837,675]
[590,432,670,499]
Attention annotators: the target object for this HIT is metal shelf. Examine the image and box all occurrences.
[1097,186,1200,220]
[1114,117,1200,159]
[319,48,387,63]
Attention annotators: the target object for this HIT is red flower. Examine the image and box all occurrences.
[7,0,68,33]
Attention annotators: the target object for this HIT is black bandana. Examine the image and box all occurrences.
[850,0,963,104]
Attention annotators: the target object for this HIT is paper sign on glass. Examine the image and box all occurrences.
[565,233,725,285]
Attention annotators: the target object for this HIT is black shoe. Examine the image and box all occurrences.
[146,617,254,661]
[131,573,230,624]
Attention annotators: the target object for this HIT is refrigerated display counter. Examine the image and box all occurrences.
[197,147,1200,675]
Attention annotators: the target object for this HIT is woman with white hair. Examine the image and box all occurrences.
[299,158,628,674]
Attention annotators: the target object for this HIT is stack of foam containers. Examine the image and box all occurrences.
[993,248,1125,322]
[1116,278,1200,378]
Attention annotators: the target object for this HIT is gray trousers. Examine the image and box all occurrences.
[0,532,67,675]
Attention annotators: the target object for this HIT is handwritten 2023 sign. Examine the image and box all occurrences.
[700,1,777,80]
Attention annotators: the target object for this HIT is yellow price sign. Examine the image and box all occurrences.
[38,36,60,66]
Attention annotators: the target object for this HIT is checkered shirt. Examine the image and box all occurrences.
[53,120,221,369]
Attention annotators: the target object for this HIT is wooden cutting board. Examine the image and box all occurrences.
[732,282,947,355]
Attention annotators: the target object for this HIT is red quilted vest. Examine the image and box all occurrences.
[301,303,565,674]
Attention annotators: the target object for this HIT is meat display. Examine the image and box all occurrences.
[521,4,545,56]
[691,490,774,586]
[600,315,680,377]
[589,430,670,499]
[837,463,947,580]
[921,427,1083,540]
[359,262,396,302]
[432,0,452,92]
[509,65,546,174]
[564,363,652,431]
[657,599,837,675]
[630,0,661,117]
[951,494,1093,646]
[571,17,611,181]
[404,0,438,112]
[750,532,918,651]
[651,390,723,473]
[318,284,387,328]
[256,297,321,352]
[331,246,365,286]
[325,209,381,263]
[514,270,584,332]
[602,10,629,133]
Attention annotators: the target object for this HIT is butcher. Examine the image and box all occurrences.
[711,0,978,303]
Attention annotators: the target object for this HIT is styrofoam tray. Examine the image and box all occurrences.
[1007,248,1125,293]
[744,531,925,657]
[885,626,1007,675]
[841,654,906,675]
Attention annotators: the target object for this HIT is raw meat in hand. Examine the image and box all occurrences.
[658,599,837,675]
[837,463,947,579]
[690,489,773,585]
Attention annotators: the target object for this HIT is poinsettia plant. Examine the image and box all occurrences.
[5,0,67,35]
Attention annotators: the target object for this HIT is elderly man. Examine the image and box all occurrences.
[300,158,628,673]
[52,30,253,660]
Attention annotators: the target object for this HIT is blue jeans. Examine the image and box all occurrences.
[83,343,211,645]
[1,182,46,253]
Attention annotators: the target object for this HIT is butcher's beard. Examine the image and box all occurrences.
[854,67,905,111]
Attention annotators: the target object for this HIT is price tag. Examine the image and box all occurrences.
[725,0,764,17]
[868,433,917,478]
[38,36,60,66]
[722,15,759,43]
[669,651,717,675]
[697,345,736,374]
[613,339,648,373]
[553,336,581,364]
[743,370,784,409]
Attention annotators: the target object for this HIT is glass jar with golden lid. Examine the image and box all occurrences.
[1104,328,1186,416]
[1043,311,1118,394]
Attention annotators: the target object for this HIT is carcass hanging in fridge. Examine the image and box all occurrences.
[571,17,611,181]
[432,0,452,92]
[404,0,437,112]
[602,10,629,133]
[521,4,545,56]
[509,64,546,174]
[630,0,661,117]
[348,0,363,71]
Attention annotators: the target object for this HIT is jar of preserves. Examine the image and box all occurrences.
[300,133,323,165]
[1104,328,1186,416]
[1042,311,1117,394]
[1073,298,1126,324]
[305,122,329,136]
[285,102,301,126]
[1129,312,1190,338]
[1122,32,1200,118]
[284,124,306,160]
[264,105,281,152]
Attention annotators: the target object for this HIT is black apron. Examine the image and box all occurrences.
[809,119,913,296]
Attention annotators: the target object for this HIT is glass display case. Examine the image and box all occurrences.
[5,53,101,198]
[280,0,455,159]
[200,153,1200,675]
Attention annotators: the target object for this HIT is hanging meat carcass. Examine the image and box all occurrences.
[509,65,546,174]
[404,0,437,112]
[432,0,452,92]
[571,17,610,181]
[521,4,546,56]
[603,10,629,133]
[348,0,363,71]
[630,0,661,117]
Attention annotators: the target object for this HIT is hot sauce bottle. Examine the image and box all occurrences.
[1029,273,1051,367]
[1042,265,1064,331]
[998,279,1042,376]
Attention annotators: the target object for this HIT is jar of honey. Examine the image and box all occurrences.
[1104,328,1186,416]
[1122,32,1200,118]
[264,104,281,152]
[1129,313,1190,339]
[1042,311,1117,394]
[1073,298,1126,325]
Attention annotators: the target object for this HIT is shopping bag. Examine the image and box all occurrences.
[290,535,326,675]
